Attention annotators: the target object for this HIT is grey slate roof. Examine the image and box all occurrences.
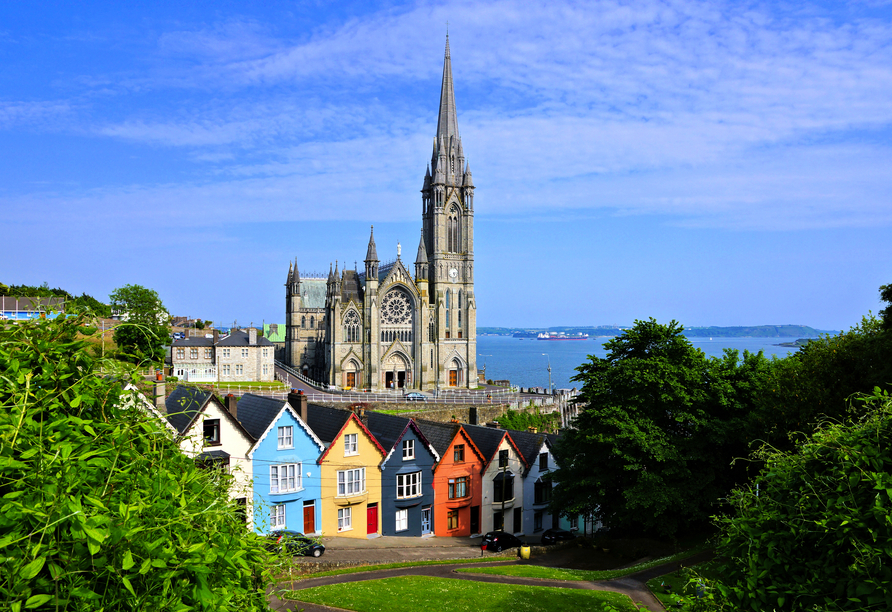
[341,270,363,304]
[298,278,326,309]
[165,386,212,435]
[216,329,274,347]
[414,419,461,457]
[234,393,286,440]
[364,412,411,452]
[305,404,353,446]
[502,428,547,474]
[462,423,508,466]
[171,336,214,347]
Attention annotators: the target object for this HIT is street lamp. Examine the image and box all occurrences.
[541,353,553,395]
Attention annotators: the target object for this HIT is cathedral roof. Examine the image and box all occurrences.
[340,269,363,303]
[297,278,326,309]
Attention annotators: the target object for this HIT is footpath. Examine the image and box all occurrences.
[270,535,714,612]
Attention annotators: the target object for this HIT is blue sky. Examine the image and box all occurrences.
[2,0,890,330]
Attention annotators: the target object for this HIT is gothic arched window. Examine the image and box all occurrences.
[301,316,306,329]
[310,316,315,329]
[344,310,360,343]
[447,206,461,253]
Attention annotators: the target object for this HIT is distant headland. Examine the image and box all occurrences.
[478,325,839,339]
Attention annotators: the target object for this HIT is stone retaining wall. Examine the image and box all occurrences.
[314,402,510,425]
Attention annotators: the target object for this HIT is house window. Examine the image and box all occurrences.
[176,348,185,359]
[534,479,552,505]
[263,348,269,357]
[204,348,212,359]
[344,433,358,456]
[337,468,365,496]
[402,439,415,460]
[222,364,231,375]
[397,472,421,499]
[539,452,549,471]
[534,511,543,532]
[222,348,230,358]
[277,426,293,449]
[270,463,301,494]
[493,473,515,503]
[203,419,220,445]
[395,509,408,532]
[241,348,249,358]
[271,504,286,529]
[453,444,465,462]
[337,507,352,532]
[235,364,243,376]
[190,348,198,359]
[498,449,509,468]
[448,476,469,499]
[447,510,459,530]
[263,364,269,375]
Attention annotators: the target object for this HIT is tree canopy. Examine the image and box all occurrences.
[551,319,771,536]
[109,284,169,363]
[0,314,274,611]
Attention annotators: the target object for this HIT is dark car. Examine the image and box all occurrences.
[480,531,523,552]
[540,528,576,545]
[404,392,426,402]
[266,530,325,557]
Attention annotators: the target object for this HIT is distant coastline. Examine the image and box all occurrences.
[478,325,838,339]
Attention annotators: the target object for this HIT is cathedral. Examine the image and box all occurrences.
[285,37,477,391]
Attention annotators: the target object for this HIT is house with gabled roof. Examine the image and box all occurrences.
[365,413,440,537]
[463,423,529,536]
[505,428,561,535]
[236,391,325,535]
[417,419,487,537]
[164,385,255,523]
[306,405,387,538]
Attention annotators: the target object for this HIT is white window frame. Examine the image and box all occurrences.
[337,467,365,496]
[397,471,422,499]
[262,364,269,375]
[338,507,352,532]
[204,348,212,359]
[271,504,286,530]
[395,509,408,532]
[235,364,243,376]
[402,439,415,460]
[176,348,184,359]
[269,463,301,494]
[190,348,198,359]
[222,348,230,358]
[222,364,231,375]
[344,433,358,456]
[241,348,249,358]
[277,426,293,449]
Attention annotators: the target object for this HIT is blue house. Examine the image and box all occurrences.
[237,391,324,535]
[365,412,440,537]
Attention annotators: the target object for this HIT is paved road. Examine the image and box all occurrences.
[271,549,714,612]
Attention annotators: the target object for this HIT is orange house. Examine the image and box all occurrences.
[419,420,486,537]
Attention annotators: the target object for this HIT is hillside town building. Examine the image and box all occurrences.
[285,37,477,391]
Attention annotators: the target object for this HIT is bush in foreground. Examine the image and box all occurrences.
[0,315,273,611]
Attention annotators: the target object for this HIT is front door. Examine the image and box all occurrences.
[421,507,432,534]
[367,503,378,535]
[346,372,356,388]
[449,370,457,386]
[303,502,316,534]
[493,510,504,531]
[470,506,480,534]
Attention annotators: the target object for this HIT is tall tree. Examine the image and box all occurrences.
[109,284,169,363]
[551,319,769,536]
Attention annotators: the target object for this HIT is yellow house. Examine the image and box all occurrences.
[314,410,386,538]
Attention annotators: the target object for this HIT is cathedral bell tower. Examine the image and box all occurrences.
[421,35,477,389]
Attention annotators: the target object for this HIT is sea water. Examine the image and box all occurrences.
[476,335,812,390]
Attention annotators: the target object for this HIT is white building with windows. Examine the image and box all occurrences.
[171,327,275,382]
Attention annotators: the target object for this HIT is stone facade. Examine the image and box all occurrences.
[285,37,477,392]
[171,328,274,382]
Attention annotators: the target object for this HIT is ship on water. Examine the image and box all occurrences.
[537,332,589,340]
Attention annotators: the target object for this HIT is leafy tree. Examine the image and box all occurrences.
[0,314,275,611]
[880,283,892,331]
[496,407,561,433]
[706,389,892,611]
[109,284,169,363]
[194,319,205,330]
[551,319,770,536]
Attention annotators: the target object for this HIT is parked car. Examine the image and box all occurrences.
[266,530,325,557]
[480,531,522,552]
[404,392,426,402]
[540,528,576,545]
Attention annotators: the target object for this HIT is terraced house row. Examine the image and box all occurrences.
[160,385,581,539]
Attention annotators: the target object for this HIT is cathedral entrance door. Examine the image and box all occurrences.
[346,372,356,389]
[385,372,394,389]
[449,370,457,386]
[397,371,406,388]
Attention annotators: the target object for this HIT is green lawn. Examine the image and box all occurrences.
[298,557,514,579]
[645,562,721,611]
[211,381,288,389]
[288,575,638,612]
[455,546,708,582]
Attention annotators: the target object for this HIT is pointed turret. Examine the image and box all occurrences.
[364,225,379,280]
[365,225,378,263]
[415,229,429,293]
[415,230,428,265]
[286,260,293,285]
[436,35,460,145]
[463,160,474,187]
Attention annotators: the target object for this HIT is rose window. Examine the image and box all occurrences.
[381,291,412,325]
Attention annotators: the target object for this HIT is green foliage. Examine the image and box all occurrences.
[109,284,169,364]
[194,319,205,330]
[710,389,892,611]
[0,282,110,317]
[0,314,273,611]
[879,283,892,331]
[552,318,772,536]
[495,408,560,432]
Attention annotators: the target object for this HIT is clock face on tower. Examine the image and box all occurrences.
[381,290,412,325]
[449,267,458,279]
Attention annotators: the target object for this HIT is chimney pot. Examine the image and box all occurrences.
[225,393,237,419]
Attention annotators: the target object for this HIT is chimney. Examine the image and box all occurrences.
[528,426,538,434]
[225,394,237,419]
[249,327,257,345]
[213,329,219,343]
[288,388,308,423]
[153,382,166,413]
